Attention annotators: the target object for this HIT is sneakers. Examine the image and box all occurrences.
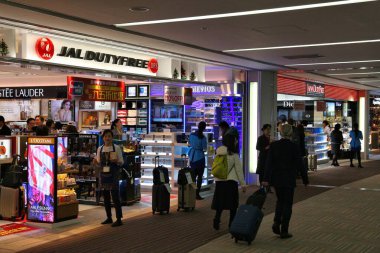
[101,218,113,225]
[111,219,123,227]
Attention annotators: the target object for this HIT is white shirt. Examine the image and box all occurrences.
[96,144,124,166]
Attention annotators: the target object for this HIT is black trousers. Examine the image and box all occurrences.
[274,187,295,230]
[350,149,361,165]
[191,159,205,191]
[214,208,237,227]
[103,189,122,220]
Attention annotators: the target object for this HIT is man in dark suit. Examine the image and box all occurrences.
[0,115,11,135]
[263,124,309,239]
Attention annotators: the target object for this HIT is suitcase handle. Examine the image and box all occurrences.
[154,156,160,167]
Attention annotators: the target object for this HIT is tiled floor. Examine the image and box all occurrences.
[191,175,380,253]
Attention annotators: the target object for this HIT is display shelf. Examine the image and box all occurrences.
[305,127,329,166]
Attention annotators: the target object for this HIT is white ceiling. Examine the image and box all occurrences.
[1,0,380,89]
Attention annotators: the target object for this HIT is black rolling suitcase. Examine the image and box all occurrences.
[152,156,170,215]
[177,154,196,212]
[230,188,267,245]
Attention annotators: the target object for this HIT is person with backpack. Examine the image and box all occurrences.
[262,124,309,239]
[349,123,363,168]
[211,134,246,230]
[188,121,208,200]
[330,124,344,166]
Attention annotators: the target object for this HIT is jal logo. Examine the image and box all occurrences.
[35,37,54,60]
[148,58,158,73]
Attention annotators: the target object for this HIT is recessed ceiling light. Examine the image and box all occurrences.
[359,67,369,70]
[129,7,150,12]
[286,59,380,66]
[115,0,375,27]
[329,71,380,76]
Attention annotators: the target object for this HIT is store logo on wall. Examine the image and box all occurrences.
[148,58,158,73]
[306,82,325,97]
[35,37,54,60]
[283,101,294,108]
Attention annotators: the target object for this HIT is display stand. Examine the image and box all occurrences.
[27,136,78,223]
[305,127,329,165]
[139,132,215,189]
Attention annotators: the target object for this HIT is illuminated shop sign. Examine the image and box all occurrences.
[306,82,325,97]
[0,86,67,99]
[23,34,159,76]
[67,76,125,102]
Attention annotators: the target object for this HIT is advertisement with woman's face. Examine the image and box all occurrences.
[49,100,74,122]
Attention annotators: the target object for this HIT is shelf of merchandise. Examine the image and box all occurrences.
[117,99,149,135]
[139,132,215,189]
[56,173,79,220]
[305,127,329,165]
[220,96,242,152]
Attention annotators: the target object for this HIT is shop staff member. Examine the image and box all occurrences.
[94,129,124,227]
[35,115,45,126]
[0,116,11,135]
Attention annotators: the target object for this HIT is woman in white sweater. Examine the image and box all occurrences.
[211,134,246,230]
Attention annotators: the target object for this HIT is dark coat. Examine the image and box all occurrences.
[264,138,309,188]
[256,134,270,175]
[0,124,11,135]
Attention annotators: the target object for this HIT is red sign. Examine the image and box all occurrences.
[148,58,158,73]
[0,223,39,237]
[35,37,54,60]
[67,77,125,102]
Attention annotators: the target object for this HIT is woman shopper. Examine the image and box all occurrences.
[263,124,309,239]
[111,119,123,140]
[94,129,124,227]
[330,124,343,166]
[256,124,271,183]
[188,121,207,200]
[212,134,246,230]
[349,123,363,168]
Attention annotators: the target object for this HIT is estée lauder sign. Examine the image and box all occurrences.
[306,82,325,98]
[22,34,159,76]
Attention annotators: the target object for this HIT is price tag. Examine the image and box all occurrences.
[185,172,193,184]
[159,171,165,183]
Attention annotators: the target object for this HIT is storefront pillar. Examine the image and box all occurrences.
[244,71,277,185]
[359,91,370,160]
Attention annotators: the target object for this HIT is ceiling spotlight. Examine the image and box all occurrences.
[359,67,369,70]
[129,7,150,12]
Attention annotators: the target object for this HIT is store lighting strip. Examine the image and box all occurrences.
[359,80,380,82]
[249,82,259,174]
[286,59,380,66]
[328,71,380,76]
[115,0,376,27]
[224,39,380,52]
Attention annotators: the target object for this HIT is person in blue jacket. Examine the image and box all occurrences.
[349,123,363,168]
[188,121,207,200]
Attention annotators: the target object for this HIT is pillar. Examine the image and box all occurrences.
[359,91,370,160]
[243,71,277,185]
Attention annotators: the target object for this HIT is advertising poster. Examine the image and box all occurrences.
[67,76,125,102]
[0,100,40,121]
[27,137,56,223]
[57,137,68,168]
[49,100,74,122]
[164,86,183,105]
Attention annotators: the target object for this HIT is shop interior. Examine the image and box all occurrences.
[0,58,244,223]
[277,94,358,166]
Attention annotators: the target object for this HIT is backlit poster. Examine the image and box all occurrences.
[27,137,56,223]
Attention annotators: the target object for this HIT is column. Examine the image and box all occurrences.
[359,91,370,160]
[243,71,277,185]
